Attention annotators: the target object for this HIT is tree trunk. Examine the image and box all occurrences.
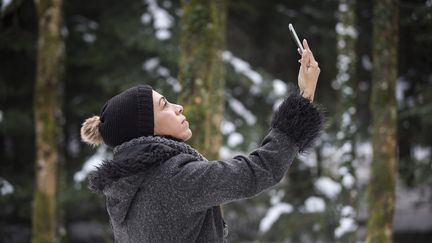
[32,0,63,242]
[366,0,399,242]
[178,0,227,160]
[335,0,358,241]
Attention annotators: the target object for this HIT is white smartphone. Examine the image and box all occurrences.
[289,23,305,54]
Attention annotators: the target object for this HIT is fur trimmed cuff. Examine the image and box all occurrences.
[271,92,324,152]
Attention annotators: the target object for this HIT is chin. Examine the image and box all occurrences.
[182,130,193,141]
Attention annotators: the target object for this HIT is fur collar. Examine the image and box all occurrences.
[113,135,206,160]
[88,136,206,194]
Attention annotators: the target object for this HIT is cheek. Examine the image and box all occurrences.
[156,113,177,133]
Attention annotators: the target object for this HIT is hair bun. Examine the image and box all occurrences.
[81,116,104,146]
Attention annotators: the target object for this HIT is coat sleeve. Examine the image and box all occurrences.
[167,92,324,212]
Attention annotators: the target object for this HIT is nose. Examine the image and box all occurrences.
[175,104,183,115]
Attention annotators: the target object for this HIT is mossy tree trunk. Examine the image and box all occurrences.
[366,0,399,242]
[32,0,63,242]
[178,0,227,160]
[335,0,358,241]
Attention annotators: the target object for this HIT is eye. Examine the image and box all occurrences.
[162,99,168,109]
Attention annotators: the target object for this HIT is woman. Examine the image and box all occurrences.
[81,39,323,243]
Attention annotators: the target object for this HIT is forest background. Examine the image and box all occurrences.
[1,0,431,242]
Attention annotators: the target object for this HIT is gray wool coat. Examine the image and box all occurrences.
[88,93,324,243]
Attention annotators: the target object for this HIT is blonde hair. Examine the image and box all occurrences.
[80,116,104,146]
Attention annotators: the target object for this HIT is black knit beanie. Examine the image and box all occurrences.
[98,85,154,147]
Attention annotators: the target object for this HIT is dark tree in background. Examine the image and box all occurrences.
[32,0,64,242]
[178,0,228,160]
[366,0,399,242]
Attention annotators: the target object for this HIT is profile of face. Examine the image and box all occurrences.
[152,90,192,141]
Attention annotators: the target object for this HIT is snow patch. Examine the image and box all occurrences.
[219,146,231,159]
[413,145,431,161]
[334,217,357,238]
[341,205,355,217]
[219,146,242,160]
[156,29,171,40]
[142,57,181,92]
[1,0,12,12]
[321,142,353,170]
[341,111,352,128]
[227,97,257,125]
[269,189,285,205]
[315,177,341,199]
[361,55,373,71]
[339,3,348,12]
[272,79,287,97]
[72,16,98,44]
[335,22,358,38]
[355,142,373,184]
[74,146,111,183]
[221,120,235,135]
[303,196,326,213]
[259,202,293,233]
[141,13,152,24]
[342,173,355,189]
[143,57,160,71]
[298,151,318,168]
[0,177,14,196]
[82,33,96,43]
[223,51,263,85]
[396,76,410,103]
[272,98,285,111]
[338,166,348,176]
[143,0,174,40]
[228,133,244,147]
[157,66,170,77]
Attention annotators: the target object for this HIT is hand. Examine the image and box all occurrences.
[297,39,320,102]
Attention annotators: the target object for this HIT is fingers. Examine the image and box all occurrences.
[300,50,311,72]
[297,48,302,56]
[302,49,311,65]
[303,39,317,63]
[303,39,310,51]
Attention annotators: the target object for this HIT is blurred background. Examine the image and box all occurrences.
[1,0,431,242]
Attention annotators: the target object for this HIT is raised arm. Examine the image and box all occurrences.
[167,39,323,212]
[167,92,324,212]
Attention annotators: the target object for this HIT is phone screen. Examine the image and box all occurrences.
[289,24,305,54]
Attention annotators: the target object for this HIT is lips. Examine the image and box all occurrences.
[182,119,190,127]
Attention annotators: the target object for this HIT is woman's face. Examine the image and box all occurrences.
[153,90,192,141]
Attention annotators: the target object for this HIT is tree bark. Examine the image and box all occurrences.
[32,0,63,242]
[366,0,399,242]
[178,0,227,160]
